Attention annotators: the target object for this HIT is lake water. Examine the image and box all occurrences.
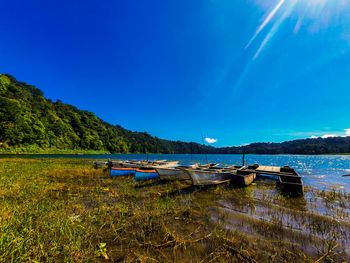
[2,154,350,192]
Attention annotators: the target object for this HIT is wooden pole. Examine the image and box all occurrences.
[190,141,193,160]
[201,133,208,164]
[242,153,245,166]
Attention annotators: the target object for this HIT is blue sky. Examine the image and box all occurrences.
[1,0,350,147]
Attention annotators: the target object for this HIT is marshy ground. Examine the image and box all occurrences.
[0,158,349,262]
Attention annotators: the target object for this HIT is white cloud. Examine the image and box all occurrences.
[321,134,337,138]
[309,129,350,139]
[309,134,338,139]
[205,137,217,144]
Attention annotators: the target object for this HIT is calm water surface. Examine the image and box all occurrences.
[2,154,350,192]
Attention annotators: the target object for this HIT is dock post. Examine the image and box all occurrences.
[242,154,245,166]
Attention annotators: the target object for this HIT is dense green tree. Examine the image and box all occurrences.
[1,73,350,154]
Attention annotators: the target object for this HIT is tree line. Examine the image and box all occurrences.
[0,74,209,153]
[1,73,349,154]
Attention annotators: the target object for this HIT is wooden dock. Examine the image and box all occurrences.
[242,164,304,195]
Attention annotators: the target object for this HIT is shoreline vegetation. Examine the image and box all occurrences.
[1,158,349,262]
[1,150,350,155]
[0,148,110,155]
[0,152,350,156]
[2,73,350,155]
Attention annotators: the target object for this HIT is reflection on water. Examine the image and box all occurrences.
[2,153,350,192]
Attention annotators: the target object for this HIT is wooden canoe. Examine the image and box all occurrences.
[185,168,232,186]
[122,161,145,168]
[110,167,136,177]
[156,164,197,181]
[111,160,178,169]
[230,170,256,187]
[93,161,108,169]
[154,161,179,168]
[198,163,219,168]
[156,167,189,181]
[277,175,304,195]
[134,167,159,181]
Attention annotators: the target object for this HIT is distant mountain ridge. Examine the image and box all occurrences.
[216,137,350,155]
[1,73,349,154]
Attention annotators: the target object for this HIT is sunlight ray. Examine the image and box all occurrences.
[253,2,296,59]
[246,0,286,48]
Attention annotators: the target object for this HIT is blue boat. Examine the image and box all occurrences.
[110,167,136,177]
[134,168,159,181]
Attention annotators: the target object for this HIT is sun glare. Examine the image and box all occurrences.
[246,0,349,59]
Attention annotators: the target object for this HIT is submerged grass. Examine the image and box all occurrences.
[0,158,349,262]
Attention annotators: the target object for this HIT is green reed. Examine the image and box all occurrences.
[0,158,349,262]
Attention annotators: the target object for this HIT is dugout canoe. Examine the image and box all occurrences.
[110,167,136,177]
[156,164,198,181]
[185,168,232,186]
[230,170,256,187]
[134,167,159,181]
[198,163,220,169]
[107,160,178,169]
[93,161,108,169]
[277,175,304,195]
[134,161,179,181]
[123,160,178,169]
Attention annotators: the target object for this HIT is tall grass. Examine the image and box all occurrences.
[0,158,349,262]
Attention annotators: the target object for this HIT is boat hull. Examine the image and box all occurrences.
[122,162,143,169]
[135,169,159,181]
[231,171,256,187]
[93,161,108,169]
[155,161,179,168]
[110,167,136,177]
[186,169,232,186]
[277,175,304,195]
[156,167,190,181]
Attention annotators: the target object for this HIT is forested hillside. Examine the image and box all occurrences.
[216,137,350,155]
[1,73,349,154]
[0,74,210,153]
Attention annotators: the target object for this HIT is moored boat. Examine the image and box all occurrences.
[198,163,220,168]
[156,164,197,181]
[93,161,108,169]
[110,167,136,177]
[134,167,159,181]
[185,168,232,186]
[277,175,304,195]
[230,170,256,187]
[108,160,130,168]
[154,161,179,168]
[108,160,178,169]
[122,161,145,169]
[126,160,178,168]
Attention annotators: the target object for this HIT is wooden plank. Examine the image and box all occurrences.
[256,165,281,173]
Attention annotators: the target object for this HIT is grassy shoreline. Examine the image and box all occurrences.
[1,158,349,262]
[1,150,350,155]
